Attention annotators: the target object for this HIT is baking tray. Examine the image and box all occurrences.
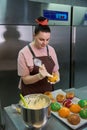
[51,89,87,129]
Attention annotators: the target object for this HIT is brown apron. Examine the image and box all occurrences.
[21,45,55,96]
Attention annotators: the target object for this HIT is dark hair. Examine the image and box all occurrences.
[34,25,51,35]
[34,16,51,35]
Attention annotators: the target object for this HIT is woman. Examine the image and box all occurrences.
[17,16,60,96]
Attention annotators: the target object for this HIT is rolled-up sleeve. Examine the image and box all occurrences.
[17,52,29,76]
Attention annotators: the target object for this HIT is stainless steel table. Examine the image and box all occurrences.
[3,86,87,130]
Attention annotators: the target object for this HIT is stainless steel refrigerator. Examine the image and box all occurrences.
[49,26,70,90]
[72,6,87,88]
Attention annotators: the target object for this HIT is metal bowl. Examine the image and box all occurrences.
[19,94,51,128]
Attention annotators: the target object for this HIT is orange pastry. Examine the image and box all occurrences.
[58,107,70,118]
[69,104,81,113]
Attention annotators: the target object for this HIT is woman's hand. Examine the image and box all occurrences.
[47,72,60,84]
[39,64,52,79]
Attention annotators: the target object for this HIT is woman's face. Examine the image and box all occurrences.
[34,31,51,49]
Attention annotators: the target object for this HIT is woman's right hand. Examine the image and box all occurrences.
[39,64,52,79]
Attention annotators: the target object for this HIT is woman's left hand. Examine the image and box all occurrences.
[47,72,60,84]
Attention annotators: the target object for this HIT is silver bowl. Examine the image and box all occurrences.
[19,94,51,129]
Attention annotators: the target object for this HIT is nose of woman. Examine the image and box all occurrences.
[42,40,48,45]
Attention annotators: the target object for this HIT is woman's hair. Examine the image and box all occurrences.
[34,16,51,35]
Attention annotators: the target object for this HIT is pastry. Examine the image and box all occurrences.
[56,94,65,103]
[58,107,70,118]
[79,109,87,119]
[66,91,75,99]
[44,91,53,99]
[67,114,80,125]
[63,99,72,108]
[50,102,61,112]
[48,73,59,83]
[78,99,87,108]
[69,104,81,113]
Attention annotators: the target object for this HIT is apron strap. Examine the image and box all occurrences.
[28,44,36,58]
[46,45,49,57]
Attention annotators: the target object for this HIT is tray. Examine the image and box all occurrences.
[51,89,87,130]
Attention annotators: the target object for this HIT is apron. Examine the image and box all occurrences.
[21,45,55,96]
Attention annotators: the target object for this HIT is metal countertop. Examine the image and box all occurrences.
[4,86,87,130]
